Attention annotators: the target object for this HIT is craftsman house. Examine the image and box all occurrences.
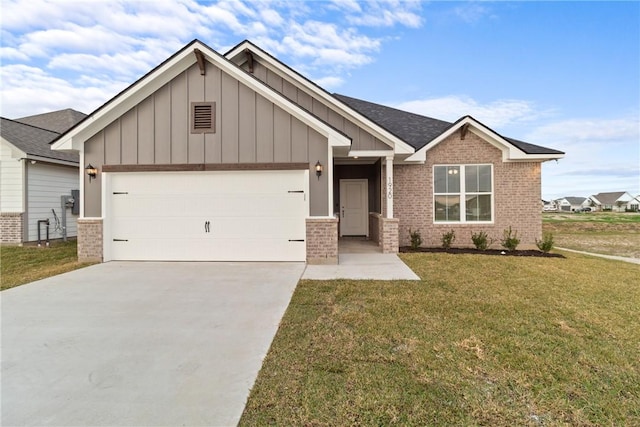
[52,39,564,263]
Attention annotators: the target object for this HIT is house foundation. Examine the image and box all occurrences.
[1,212,23,244]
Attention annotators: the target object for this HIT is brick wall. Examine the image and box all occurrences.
[0,212,24,244]
[306,217,338,264]
[395,131,542,249]
[380,217,399,253]
[77,218,103,262]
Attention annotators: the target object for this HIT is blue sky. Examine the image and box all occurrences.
[1,0,638,199]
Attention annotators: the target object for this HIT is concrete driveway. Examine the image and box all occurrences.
[1,261,304,427]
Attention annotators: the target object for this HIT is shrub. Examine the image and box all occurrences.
[471,230,492,251]
[441,229,456,249]
[409,228,422,250]
[500,226,520,251]
[536,232,554,253]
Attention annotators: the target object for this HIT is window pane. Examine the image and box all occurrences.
[465,194,492,221]
[435,195,460,221]
[446,166,460,192]
[434,166,447,193]
[478,165,491,192]
[465,165,479,192]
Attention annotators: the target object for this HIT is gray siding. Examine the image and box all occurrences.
[83,61,329,217]
[250,62,391,151]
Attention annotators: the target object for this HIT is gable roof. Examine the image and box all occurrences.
[1,117,79,164]
[53,39,351,153]
[334,94,564,156]
[563,196,587,205]
[590,191,630,205]
[16,109,86,133]
[224,40,415,156]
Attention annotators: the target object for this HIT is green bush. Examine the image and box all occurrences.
[500,226,520,251]
[409,228,422,250]
[441,230,456,249]
[536,232,554,253]
[471,230,492,250]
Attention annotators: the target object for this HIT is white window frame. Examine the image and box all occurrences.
[433,164,494,224]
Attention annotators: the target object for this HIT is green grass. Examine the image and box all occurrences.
[1,240,95,290]
[240,252,640,426]
[543,212,640,224]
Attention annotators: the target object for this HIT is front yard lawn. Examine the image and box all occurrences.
[1,240,95,290]
[241,252,640,426]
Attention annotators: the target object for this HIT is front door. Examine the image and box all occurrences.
[339,179,368,236]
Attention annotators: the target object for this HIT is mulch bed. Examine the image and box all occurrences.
[399,247,566,258]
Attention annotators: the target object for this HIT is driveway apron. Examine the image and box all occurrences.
[1,261,304,427]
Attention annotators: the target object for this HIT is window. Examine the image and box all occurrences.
[191,102,215,134]
[434,164,493,222]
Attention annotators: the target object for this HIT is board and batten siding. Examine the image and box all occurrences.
[26,162,78,241]
[0,141,25,212]
[248,61,391,152]
[83,61,329,217]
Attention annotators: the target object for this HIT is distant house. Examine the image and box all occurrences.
[541,199,557,211]
[588,191,636,212]
[554,196,586,212]
[0,109,85,244]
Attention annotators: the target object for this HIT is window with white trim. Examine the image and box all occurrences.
[433,164,493,222]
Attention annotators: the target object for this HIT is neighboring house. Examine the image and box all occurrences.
[589,191,636,212]
[0,109,85,244]
[52,39,564,264]
[554,197,586,212]
[542,199,557,211]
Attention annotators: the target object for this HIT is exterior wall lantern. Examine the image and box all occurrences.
[85,164,97,182]
[315,161,323,180]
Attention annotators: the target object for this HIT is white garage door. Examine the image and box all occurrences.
[105,170,308,261]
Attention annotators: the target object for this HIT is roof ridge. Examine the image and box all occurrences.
[1,116,61,135]
[333,93,453,124]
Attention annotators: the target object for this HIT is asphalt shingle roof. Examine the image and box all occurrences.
[16,109,87,134]
[333,94,564,155]
[591,192,627,205]
[0,118,79,163]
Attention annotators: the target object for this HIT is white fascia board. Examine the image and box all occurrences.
[348,150,394,158]
[412,116,564,162]
[226,42,414,155]
[24,155,78,167]
[198,47,350,148]
[53,41,349,153]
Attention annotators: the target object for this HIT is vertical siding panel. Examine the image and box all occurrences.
[344,120,359,150]
[221,71,239,163]
[171,71,188,163]
[204,64,222,163]
[312,99,328,121]
[373,137,391,150]
[327,109,344,132]
[266,69,283,93]
[154,83,171,164]
[282,79,297,100]
[137,96,154,164]
[253,62,267,84]
[238,84,256,163]
[308,129,328,216]
[291,117,308,163]
[187,64,205,163]
[121,108,137,164]
[273,105,291,162]
[255,94,274,162]
[84,131,104,217]
[297,91,312,111]
[359,128,374,151]
[104,120,121,165]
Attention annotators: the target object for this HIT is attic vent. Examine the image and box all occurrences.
[191,102,215,134]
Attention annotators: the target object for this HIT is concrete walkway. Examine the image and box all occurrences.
[1,261,304,427]
[556,247,640,265]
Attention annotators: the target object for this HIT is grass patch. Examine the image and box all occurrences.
[1,240,95,290]
[241,253,640,426]
[543,212,640,258]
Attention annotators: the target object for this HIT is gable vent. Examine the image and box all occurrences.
[191,102,215,134]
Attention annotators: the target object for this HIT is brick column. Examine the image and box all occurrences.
[306,217,338,265]
[380,217,399,254]
[77,218,103,262]
[0,212,24,244]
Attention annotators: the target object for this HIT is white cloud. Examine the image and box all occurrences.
[313,76,345,89]
[394,95,540,128]
[453,3,493,24]
[345,0,423,28]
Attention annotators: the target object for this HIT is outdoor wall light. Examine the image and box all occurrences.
[315,161,323,180]
[85,164,97,182]
[448,168,459,175]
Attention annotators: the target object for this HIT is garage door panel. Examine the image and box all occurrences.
[108,170,308,261]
